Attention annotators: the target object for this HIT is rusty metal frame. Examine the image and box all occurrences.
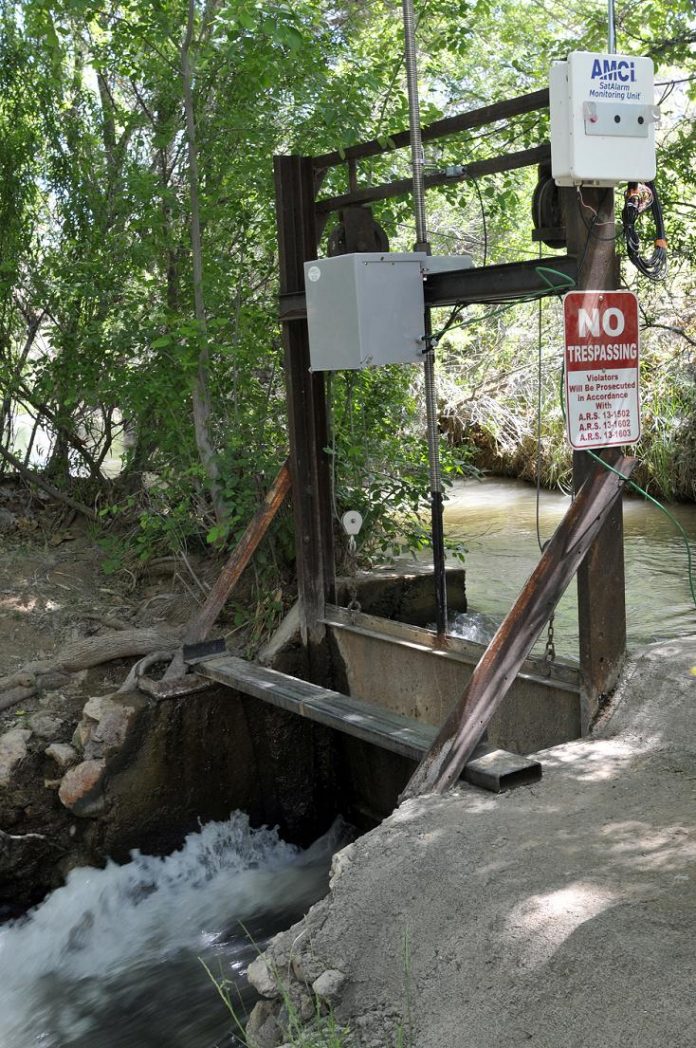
[274,86,628,716]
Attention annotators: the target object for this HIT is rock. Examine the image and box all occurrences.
[329,842,356,887]
[0,729,32,787]
[247,956,280,999]
[291,951,324,986]
[246,1001,283,1048]
[87,707,135,758]
[298,992,315,1022]
[311,969,346,1003]
[28,713,64,739]
[45,743,78,770]
[254,1016,284,1048]
[44,778,62,790]
[75,696,136,760]
[72,720,93,751]
[38,670,71,692]
[83,696,120,722]
[58,759,106,816]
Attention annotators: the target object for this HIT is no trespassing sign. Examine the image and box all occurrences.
[563,290,641,451]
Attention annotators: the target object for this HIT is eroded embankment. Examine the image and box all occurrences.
[247,638,696,1048]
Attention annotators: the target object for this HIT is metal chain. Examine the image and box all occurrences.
[543,613,556,672]
[346,534,361,619]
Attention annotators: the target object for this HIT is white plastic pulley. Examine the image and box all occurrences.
[341,510,363,537]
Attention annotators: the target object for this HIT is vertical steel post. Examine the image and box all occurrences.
[274,155,336,649]
[562,186,627,728]
[401,0,448,635]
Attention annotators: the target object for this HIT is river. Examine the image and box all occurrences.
[443,477,696,659]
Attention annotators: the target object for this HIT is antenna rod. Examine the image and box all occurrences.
[607,0,616,52]
[401,0,448,635]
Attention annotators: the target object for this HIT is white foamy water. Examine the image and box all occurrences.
[0,813,346,1048]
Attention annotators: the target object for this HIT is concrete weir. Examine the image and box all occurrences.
[191,569,584,826]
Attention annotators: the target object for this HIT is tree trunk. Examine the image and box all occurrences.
[180,0,225,524]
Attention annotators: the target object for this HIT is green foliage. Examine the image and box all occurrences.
[329,366,475,565]
[0,0,694,597]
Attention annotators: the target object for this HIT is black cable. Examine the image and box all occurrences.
[621,180,668,281]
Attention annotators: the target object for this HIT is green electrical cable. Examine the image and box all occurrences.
[559,365,696,610]
[434,265,576,342]
[535,265,576,292]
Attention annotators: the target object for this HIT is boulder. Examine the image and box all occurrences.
[246,1000,283,1048]
[73,696,136,760]
[72,720,93,750]
[87,707,134,758]
[28,713,64,739]
[247,956,280,999]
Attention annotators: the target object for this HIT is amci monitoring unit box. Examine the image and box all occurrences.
[304,252,427,371]
[550,51,658,187]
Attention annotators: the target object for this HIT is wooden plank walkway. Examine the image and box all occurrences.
[194,654,541,792]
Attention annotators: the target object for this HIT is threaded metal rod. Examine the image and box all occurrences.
[401,0,447,633]
[402,0,427,249]
[607,0,616,52]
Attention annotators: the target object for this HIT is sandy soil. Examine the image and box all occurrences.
[260,637,696,1047]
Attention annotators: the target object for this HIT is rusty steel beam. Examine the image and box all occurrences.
[312,89,549,170]
[401,453,637,799]
[278,255,578,323]
[184,460,292,646]
[315,144,550,215]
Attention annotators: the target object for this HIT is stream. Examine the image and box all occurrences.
[443,477,696,659]
[0,814,348,1048]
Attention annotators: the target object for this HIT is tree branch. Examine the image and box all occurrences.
[642,323,696,349]
[0,444,98,521]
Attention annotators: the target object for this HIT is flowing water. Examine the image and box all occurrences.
[443,477,696,659]
[0,814,348,1048]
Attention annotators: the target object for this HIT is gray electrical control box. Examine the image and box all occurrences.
[304,252,427,371]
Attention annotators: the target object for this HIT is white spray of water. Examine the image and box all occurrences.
[0,813,344,1048]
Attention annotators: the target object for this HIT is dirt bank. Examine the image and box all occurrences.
[249,637,696,1047]
[0,480,278,905]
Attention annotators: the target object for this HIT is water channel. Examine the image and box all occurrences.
[443,477,696,660]
[2,478,694,1047]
